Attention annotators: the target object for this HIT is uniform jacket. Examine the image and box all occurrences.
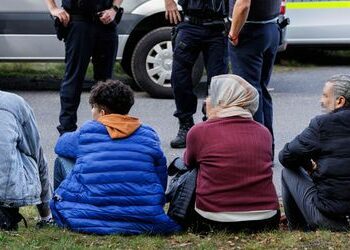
[62,0,113,13]
[50,115,181,235]
[0,91,51,207]
[279,107,350,216]
[229,0,281,22]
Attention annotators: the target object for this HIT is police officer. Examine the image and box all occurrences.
[46,0,122,134]
[228,0,281,148]
[165,0,229,148]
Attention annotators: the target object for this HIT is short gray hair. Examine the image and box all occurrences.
[328,74,350,106]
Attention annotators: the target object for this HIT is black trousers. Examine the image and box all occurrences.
[171,22,228,121]
[58,20,118,134]
[282,168,350,231]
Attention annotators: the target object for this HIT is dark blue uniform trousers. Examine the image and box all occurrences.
[229,22,280,138]
[58,21,118,134]
[171,22,228,120]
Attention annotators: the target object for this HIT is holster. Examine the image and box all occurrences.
[114,7,124,25]
[52,16,69,41]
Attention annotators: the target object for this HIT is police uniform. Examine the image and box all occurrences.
[58,0,118,134]
[229,0,281,141]
[170,0,229,148]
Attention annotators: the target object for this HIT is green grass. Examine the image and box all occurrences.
[0,62,127,79]
[0,207,349,249]
[0,63,66,79]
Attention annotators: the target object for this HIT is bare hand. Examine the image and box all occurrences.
[99,8,117,25]
[311,159,317,170]
[165,0,181,24]
[50,7,70,27]
[228,30,239,46]
[306,159,317,175]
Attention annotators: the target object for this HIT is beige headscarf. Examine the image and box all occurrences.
[207,74,259,119]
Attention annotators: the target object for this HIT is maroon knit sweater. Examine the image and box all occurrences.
[184,117,279,212]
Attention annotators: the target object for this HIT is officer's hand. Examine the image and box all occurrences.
[165,0,181,24]
[228,31,239,46]
[99,9,117,25]
[50,8,70,27]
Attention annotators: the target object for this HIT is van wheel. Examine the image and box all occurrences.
[131,27,204,99]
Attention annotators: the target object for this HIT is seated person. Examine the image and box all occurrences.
[0,91,52,230]
[51,80,181,235]
[183,74,280,232]
[279,74,350,231]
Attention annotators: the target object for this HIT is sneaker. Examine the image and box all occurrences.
[36,217,55,229]
[170,118,194,148]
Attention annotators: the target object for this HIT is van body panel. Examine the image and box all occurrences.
[0,34,128,60]
[286,1,350,46]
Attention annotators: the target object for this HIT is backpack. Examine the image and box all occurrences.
[0,207,27,231]
[166,158,197,227]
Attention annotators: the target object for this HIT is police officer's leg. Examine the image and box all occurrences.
[203,27,228,88]
[171,23,201,148]
[260,23,280,139]
[92,23,118,81]
[59,21,94,134]
[201,27,228,120]
[228,25,264,123]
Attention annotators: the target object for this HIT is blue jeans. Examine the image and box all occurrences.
[53,157,75,190]
[228,22,280,139]
[282,168,349,231]
[171,22,228,120]
[58,21,118,134]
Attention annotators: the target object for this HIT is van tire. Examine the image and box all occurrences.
[131,27,204,99]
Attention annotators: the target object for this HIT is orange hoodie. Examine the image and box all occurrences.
[98,114,141,139]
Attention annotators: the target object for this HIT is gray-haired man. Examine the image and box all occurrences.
[279,74,350,231]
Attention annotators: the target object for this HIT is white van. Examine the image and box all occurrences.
[0,0,204,98]
[286,0,350,47]
[0,0,287,98]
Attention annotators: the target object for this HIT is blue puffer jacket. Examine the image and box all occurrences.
[50,119,181,235]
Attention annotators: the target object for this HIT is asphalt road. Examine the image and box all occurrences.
[9,66,350,196]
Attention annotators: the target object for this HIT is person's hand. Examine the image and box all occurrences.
[311,159,317,171]
[228,30,239,46]
[50,7,70,27]
[165,0,181,24]
[99,8,117,25]
[306,159,317,175]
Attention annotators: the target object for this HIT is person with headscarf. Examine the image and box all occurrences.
[183,74,280,232]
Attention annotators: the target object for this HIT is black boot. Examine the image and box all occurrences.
[170,118,194,148]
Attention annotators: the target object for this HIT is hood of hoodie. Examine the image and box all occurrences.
[97,114,141,139]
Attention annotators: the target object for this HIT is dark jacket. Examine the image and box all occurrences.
[279,107,350,217]
[230,0,281,22]
[180,0,229,18]
[62,0,113,13]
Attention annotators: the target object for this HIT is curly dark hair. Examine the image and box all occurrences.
[89,80,134,115]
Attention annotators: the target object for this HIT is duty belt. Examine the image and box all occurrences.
[184,15,226,26]
[70,14,101,23]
